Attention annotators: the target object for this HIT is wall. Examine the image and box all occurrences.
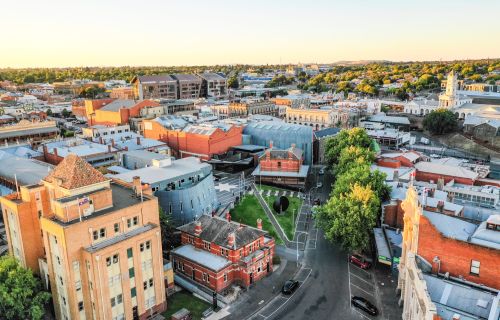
[416,171,474,185]
[417,215,500,289]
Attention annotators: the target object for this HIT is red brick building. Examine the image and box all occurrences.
[143,118,243,160]
[171,215,275,293]
[376,151,423,168]
[252,142,309,188]
[399,186,500,290]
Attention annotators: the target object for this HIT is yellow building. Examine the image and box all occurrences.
[0,154,166,320]
[285,107,348,130]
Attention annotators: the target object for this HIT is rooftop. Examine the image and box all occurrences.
[314,127,341,139]
[0,150,52,185]
[177,215,267,249]
[252,164,310,178]
[172,74,202,82]
[110,157,210,185]
[135,75,176,84]
[368,114,411,125]
[42,139,118,157]
[100,99,137,111]
[197,73,225,81]
[415,162,479,180]
[172,244,231,272]
[44,154,109,189]
[86,223,156,253]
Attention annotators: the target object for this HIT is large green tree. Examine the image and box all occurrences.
[335,145,376,176]
[227,75,239,89]
[317,184,380,251]
[333,165,391,202]
[0,256,50,320]
[423,109,458,135]
[324,128,373,168]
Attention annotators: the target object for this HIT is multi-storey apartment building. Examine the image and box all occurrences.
[197,73,228,99]
[285,107,348,131]
[171,74,202,99]
[132,75,178,100]
[172,215,275,293]
[0,154,166,320]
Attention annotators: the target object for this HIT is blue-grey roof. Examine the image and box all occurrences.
[41,139,118,157]
[100,99,137,111]
[154,115,190,130]
[374,228,391,259]
[422,210,477,242]
[0,126,59,139]
[251,164,309,178]
[231,144,267,152]
[172,244,231,271]
[314,127,341,139]
[0,151,52,185]
[470,217,500,250]
[243,121,314,164]
[368,114,410,125]
[424,274,498,320]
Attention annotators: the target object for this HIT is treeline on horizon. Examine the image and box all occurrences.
[0,59,499,88]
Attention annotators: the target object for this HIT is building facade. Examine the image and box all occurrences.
[172,215,275,293]
[0,155,166,320]
[132,75,178,100]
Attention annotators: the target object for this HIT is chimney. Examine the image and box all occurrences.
[132,176,141,196]
[99,136,103,144]
[431,256,440,275]
[111,138,115,147]
[228,232,235,248]
[437,201,444,213]
[226,212,231,222]
[53,148,58,157]
[257,218,262,230]
[437,178,444,190]
[136,136,141,145]
[393,170,399,182]
[107,144,112,153]
[194,221,202,236]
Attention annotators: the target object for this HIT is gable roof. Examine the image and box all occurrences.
[177,215,267,249]
[44,154,109,189]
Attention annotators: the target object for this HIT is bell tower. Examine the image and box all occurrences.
[439,71,458,108]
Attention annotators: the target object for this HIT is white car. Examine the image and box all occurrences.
[317,182,323,188]
[319,168,325,175]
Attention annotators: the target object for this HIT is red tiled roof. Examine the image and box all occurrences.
[44,154,109,189]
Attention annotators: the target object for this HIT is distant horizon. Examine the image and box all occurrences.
[1,57,500,70]
[2,0,500,68]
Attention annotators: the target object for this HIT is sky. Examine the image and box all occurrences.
[1,0,500,68]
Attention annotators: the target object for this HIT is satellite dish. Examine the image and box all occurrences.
[273,196,289,214]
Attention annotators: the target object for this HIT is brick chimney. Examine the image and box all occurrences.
[226,212,231,222]
[111,138,115,147]
[53,148,58,157]
[132,176,141,196]
[393,170,399,182]
[257,218,262,230]
[136,136,141,145]
[432,256,440,275]
[99,136,103,144]
[228,232,235,248]
[107,144,112,153]
[194,221,202,236]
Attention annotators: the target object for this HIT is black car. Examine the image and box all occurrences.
[281,280,299,294]
[351,296,378,316]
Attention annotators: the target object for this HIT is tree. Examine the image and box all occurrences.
[333,165,391,202]
[227,75,239,89]
[335,146,375,176]
[0,256,51,320]
[423,109,458,135]
[324,128,373,168]
[317,184,380,252]
[61,108,71,118]
[46,108,53,117]
[159,208,180,253]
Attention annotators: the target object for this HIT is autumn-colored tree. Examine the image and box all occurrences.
[317,184,380,251]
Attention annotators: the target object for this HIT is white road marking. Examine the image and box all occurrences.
[350,283,375,297]
[349,272,374,286]
[353,308,372,320]
[348,260,352,306]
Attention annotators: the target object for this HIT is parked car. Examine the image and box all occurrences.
[316,182,323,188]
[349,254,372,269]
[281,280,299,295]
[351,296,378,316]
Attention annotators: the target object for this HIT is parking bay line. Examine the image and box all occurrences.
[350,283,375,297]
[353,308,372,320]
[349,272,375,286]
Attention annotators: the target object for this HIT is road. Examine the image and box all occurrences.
[247,168,402,320]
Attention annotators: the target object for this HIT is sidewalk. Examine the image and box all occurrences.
[373,265,402,320]
[222,258,299,320]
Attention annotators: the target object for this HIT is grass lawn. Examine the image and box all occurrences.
[230,195,284,245]
[257,185,302,240]
[163,291,211,320]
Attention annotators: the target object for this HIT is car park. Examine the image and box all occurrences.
[351,296,378,316]
[281,280,299,295]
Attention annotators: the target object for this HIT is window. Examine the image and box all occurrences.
[111,297,116,307]
[93,230,99,240]
[133,216,138,225]
[129,267,135,278]
[117,294,123,304]
[78,301,84,311]
[224,273,227,282]
[113,254,119,264]
[100,228,106,238]
[202,273,207,281]
[127,248,133,258]
[140,243,145,252]
[106,257,111,267]
[59,276,64,285]
[143,281,147,290]
[131,287,137,298]
[146,241,151,250]
[471,260,480,275]
[114,223,119,233]
[149,278,153,287]
[203,241,211,251]
[57,256,61,265]
[75,280,82,291]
